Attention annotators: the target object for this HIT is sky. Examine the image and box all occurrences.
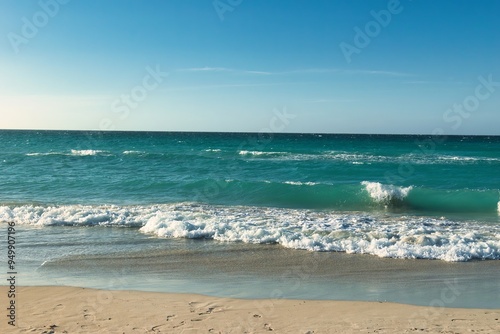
[0,0,499,135]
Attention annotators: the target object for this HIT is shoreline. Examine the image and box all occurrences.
[28,235,500,309]
[1,286,499,333]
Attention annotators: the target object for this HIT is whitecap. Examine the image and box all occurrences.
[361,181,413,203]
[283,181,318,186]
[70,149,109,156]
[26,152,63,156]
[238,150,282,156]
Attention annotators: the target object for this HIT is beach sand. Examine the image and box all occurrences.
[1,286,499,333]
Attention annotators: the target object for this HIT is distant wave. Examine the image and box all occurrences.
[1,203,499,262]
[70,149,110,156]
[283,181,318,186]
[237,150,500,165]
[238,150,289,156]
[25,149,500,166]
[26,150,113,157]
[437,155,479,162]
[123,150,147,155]
[237,150,380,163]
[413,154,500,164]
[26,152,63,156]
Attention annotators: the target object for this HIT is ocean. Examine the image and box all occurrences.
[1,130,499,307]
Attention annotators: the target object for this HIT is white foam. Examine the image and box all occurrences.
[0,205,148,227]
[123,150,146,155]
[283,181,318,186]
[239,150,287,156]
[71,149,108,156]
[27,150,112,157]
[205,149,221,152]
[204,149,500,165]
[436,155,500,163]
[361,181,412,203]
[2,203,499,262]
[326,152,379,161]
[239,150,261,156]
[26,152,57,156]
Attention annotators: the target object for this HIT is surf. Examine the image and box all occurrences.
[2,202,499,262]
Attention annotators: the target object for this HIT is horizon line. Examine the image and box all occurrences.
[0,128,498,137]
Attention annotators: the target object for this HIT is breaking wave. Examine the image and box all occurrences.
[1,203,499,262]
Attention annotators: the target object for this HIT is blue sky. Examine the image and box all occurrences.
[1,0,499,134]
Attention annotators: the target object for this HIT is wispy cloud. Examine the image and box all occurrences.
[162,82,310,92]
[278,68,342,74]
[345,69,412,77]
[178,67,271,75]
[279,68,412,76]
[178,67,412,77]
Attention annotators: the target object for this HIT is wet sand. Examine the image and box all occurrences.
[36,240,500,308]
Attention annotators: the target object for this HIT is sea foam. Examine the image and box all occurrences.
[2,203,499,262]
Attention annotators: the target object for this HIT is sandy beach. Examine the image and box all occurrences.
[2,286,498,333]
[2,0,500,332]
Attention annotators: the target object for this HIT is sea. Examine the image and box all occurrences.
[1,130,499,308]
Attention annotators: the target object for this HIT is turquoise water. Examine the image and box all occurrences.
[1,130,500,262]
